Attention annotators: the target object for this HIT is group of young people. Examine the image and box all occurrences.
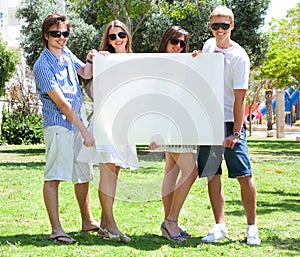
[33,5,261,246]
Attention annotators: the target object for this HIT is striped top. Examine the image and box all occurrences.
[33,47,83,131]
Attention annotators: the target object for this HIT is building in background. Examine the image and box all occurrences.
[0,0,21,48]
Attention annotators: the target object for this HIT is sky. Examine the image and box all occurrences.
[265,0,299,23]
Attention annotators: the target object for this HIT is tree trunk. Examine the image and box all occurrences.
[265,86,273,130]
[248,103,253,136]
[276,89,285,138]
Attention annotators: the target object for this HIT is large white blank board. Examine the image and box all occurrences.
[93,53,224,146]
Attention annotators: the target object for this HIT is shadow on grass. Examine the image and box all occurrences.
[0,162,45,169]
[247,140,300,156]
[259,190,300,197]
[256,200,300,214]
[0,232,239,250]
[0,147,45,155]
[263,238,300,255]
[225,193,299,217]
[1,233,299,254]
[256,189,300,215]
[0,232,204,249]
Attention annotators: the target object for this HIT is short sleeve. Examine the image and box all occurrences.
[34,65,58,94]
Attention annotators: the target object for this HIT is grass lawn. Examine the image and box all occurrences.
[0,139,299,256]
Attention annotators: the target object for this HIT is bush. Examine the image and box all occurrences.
[0,133,7,145]
[0,39,18,96]
[1,105,43,145]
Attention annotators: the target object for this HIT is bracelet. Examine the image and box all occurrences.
[86,59,93,64]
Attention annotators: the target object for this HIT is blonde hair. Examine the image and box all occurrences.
[210,6,234,24]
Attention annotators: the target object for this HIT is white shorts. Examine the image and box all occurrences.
[43,126,93,183]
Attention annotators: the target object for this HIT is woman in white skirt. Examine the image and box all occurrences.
[79,20,138,242]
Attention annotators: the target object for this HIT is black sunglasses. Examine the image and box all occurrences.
[48,30,70,38]
[169,37,186,48]
[211,23,231,31]
[108,31,127,41]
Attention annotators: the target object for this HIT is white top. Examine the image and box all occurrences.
[202,38,250,122]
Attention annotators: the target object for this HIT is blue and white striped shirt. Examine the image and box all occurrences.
[33,47,83,131]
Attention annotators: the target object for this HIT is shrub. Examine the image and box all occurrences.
[0,133,7,145]
[0,38,18,96]
[1,105,43,145]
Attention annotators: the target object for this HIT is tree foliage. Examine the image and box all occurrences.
[72,0,208,52]
[15,0,54,70]
[17,0,271,69]
[74,0,270,64]
[223,0,271,66]
[132,1,213,53]
[0,39,18,96]
[16,0,100,69]
[74,0,153,34]
[261,3,300,89]
[246,72,276,131]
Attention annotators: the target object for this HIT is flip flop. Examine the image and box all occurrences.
[81,227,99,233]
[47,235,77,244]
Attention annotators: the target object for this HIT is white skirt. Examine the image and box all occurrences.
[77,116,139,169]
[165,145,197,153]
[77,144,139,170]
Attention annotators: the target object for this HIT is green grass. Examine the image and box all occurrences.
[0,139,299,257]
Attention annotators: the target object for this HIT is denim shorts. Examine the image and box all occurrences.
[197,122,252,178]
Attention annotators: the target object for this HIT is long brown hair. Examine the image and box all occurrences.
[99,20,133,53]
[158,26,189,53]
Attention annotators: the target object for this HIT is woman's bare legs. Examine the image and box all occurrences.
[162,152,198,238]
[98,163,123,235]
[162,152,180,219]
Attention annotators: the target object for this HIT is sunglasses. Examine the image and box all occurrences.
[48,30,70,38]
[211,23,231,30]
[169,37,186,48]
[108,31,127,41]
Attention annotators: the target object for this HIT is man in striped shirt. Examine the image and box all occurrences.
[33,14,99,243]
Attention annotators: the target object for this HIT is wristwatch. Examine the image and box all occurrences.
[233,131,241,139]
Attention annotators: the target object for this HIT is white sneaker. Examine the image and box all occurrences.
[247,225,261,246]
[201,224,228,243]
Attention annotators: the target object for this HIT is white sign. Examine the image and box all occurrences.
[93,53,224,146]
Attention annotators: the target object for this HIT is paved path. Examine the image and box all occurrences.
[247,126,300,140]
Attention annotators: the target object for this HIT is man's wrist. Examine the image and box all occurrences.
[233,131,241,139]
[86,59,93,64]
